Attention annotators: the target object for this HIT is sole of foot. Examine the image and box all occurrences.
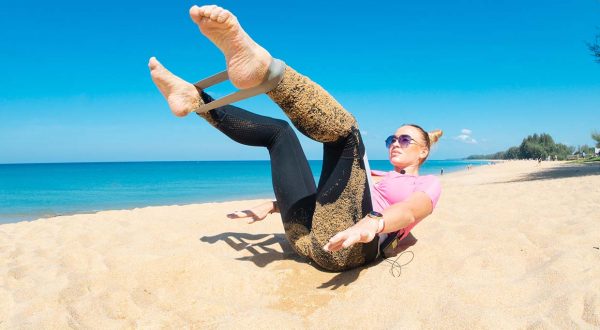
[189,5,273,90]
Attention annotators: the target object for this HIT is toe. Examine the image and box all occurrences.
[148,57,160,69]
[201,5,217,17]
[216,9,231,23]
[189,5,202,23]
[210,7,223,21]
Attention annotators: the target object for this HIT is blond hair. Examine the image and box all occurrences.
[428,129,443,146]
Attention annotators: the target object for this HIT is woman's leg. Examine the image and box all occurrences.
[197,93,318,259]
[154,5,377,270]
[267,66,379,271]
[148,55,319,259]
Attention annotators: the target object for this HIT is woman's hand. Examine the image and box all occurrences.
[323,216,379,252]
[227,200,276,224]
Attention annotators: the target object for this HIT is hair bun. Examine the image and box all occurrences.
[428,129,443,145]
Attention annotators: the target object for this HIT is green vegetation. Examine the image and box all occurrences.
[592,131,600,148]
[571,157,600,164]
[467,133,598,161]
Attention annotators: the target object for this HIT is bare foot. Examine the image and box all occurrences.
[189,5,272,90]
[148,57,202,117]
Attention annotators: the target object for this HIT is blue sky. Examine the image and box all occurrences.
[1,0,599,163]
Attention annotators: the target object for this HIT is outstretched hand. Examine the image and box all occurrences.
[227,200,275,224]
[323,217,379,252]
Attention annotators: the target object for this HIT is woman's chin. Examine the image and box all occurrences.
[389,156,407,167]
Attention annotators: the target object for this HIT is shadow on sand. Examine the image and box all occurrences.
[200,231,419,289]
[200,232,303,268]
[494,162,600,183]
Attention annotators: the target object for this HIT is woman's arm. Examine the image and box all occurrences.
[323,191,434,252]
[378,191,433,234]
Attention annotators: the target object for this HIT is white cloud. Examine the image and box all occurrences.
[454,128,478,144]
[456,134,477,144]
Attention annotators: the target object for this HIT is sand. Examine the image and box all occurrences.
[1,160,599,328]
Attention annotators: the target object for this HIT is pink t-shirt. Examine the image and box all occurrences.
[370,170,441,241]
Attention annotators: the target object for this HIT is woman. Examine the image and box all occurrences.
[149,5,442,271]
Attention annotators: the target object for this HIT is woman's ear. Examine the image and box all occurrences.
[419,148,429,162]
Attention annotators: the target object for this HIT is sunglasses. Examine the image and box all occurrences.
[385,134,422,148]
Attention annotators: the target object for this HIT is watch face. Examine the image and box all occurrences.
[369,211,383,218]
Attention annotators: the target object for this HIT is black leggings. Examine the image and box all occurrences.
[198,65,378,271]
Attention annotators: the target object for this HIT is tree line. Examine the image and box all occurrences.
[467,132,600,161]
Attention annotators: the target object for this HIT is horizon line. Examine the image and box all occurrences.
[0,158,481,166]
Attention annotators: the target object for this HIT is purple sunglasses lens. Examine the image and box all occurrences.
[385,135,413,148]
[398,135,412,146]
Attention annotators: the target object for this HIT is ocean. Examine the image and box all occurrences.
[0,160,489,224]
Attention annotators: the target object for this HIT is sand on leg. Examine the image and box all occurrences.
[265,66,377,270]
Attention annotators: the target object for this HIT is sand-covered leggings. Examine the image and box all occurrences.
[197,65,379,271]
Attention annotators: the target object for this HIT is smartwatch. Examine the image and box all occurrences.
[367,211,385,234]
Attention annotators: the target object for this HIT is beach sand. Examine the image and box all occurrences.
[1,160,599,328]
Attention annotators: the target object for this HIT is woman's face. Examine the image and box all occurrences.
[387,126,430,168]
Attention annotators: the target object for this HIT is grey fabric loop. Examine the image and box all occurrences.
[193,59,286,113]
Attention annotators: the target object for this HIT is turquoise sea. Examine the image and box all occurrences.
[0,160,489,224]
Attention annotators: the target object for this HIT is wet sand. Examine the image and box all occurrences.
[1,160,599,328]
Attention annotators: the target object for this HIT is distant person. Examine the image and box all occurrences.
[440,168,444,176]
[149,5,443,271]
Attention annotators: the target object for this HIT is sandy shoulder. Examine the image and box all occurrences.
[1,160,599,328]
